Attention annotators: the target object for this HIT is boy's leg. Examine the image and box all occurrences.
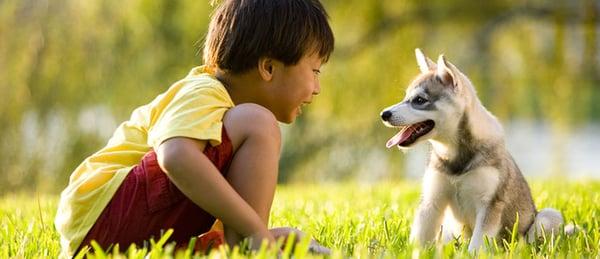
[76,126,235,254]
[221,103,281,245]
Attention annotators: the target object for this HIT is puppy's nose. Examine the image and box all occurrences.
[381,110,392,121]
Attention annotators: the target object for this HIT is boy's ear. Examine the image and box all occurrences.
[258,57,274,81]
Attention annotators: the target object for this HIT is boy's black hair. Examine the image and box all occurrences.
[203,0,334,74]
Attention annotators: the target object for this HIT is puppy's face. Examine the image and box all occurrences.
[380,50,465,149]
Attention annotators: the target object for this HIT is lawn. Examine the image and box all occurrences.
[1,180,599,258]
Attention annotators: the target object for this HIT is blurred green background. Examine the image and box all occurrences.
[0,0,598,194]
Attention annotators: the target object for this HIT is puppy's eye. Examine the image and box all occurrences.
[412,97,428,105]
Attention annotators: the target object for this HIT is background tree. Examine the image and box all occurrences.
[0,0,597,194]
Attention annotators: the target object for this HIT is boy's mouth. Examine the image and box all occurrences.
[298,102,311,114]
[386,120,435,148]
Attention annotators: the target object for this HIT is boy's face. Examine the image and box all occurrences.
[269,53,323,123]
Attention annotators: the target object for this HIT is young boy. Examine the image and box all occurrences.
[54,0,334,257]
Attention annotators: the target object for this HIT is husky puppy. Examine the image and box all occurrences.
[380,49,564,251]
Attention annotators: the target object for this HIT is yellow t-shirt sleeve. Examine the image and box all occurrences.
[148,84,233,150]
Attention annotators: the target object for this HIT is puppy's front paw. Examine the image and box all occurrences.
[467,239,482,253]
[409,224,420,244]
[409,223,433,246]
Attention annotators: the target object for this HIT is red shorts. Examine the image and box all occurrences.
[77,127,233,253]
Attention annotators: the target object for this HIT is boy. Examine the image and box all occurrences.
[54,0,334,257]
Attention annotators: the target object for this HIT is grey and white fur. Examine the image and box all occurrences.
[380,49,564,251]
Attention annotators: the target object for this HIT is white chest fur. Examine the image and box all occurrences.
[423,166,501,229]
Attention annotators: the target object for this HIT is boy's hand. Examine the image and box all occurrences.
[248,229,277,250]
[269,227,331,255]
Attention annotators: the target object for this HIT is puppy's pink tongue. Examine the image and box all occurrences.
[386,127,414,148]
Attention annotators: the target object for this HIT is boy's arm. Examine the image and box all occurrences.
[156,137,275,247]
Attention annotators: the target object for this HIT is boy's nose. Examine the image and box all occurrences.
[381,110,392,121]
[313,84,321,95]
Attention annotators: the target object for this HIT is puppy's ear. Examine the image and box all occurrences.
[444,60,461,78]
[415,48,436,73]
[436,54,456,87]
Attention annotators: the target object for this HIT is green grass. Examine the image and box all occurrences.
[1,180,599,258]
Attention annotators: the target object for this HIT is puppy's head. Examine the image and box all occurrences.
[380,49,467,149]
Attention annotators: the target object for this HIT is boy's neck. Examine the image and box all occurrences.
[215,68,268,106]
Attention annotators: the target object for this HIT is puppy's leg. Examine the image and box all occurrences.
[410,171,448,245]
[410,199,447,245]
[468,205,502,252]
[468,207,488,252]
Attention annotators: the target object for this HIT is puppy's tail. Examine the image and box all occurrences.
[526,208,577,243]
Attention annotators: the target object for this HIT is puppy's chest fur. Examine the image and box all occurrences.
[425,165,501,229]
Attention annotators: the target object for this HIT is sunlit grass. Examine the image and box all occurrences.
[1,180,599,258]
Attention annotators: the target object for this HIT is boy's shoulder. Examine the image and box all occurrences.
[172,66,229,97]
[181,66,220,87]
[161,66,234,106]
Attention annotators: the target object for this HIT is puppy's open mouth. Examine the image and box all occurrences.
[386,120,435,148]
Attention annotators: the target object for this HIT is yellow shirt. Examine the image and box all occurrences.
[54,66,235,258]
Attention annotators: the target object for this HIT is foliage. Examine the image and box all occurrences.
[0,0,599,192]
[1,180,599,258]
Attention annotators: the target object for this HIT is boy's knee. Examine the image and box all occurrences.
[224,103,281,142]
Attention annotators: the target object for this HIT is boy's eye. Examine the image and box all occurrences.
[312,69,321,76]
[412,97,428,105]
